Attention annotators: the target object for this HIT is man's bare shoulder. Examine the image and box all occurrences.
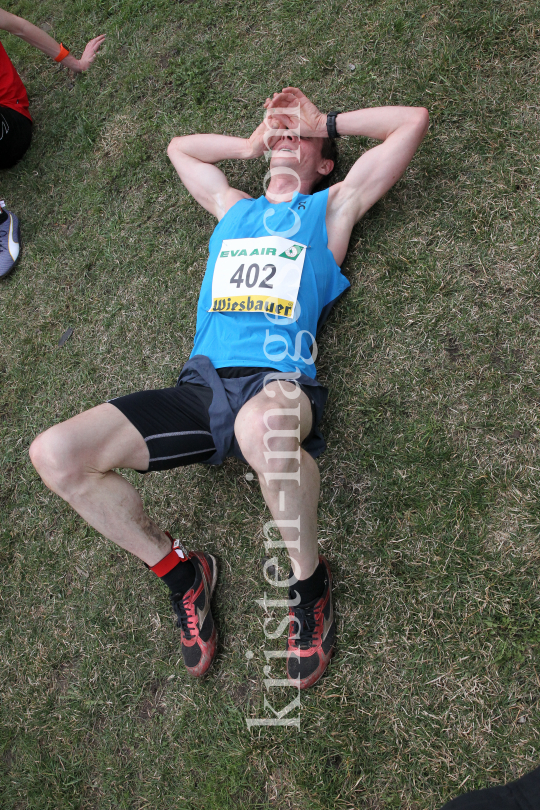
[216,188,254,220]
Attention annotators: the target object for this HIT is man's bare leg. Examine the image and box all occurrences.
[30,402,219,678]
[29,403,171,566]
[236,380,334,689]
[234,381,319,582]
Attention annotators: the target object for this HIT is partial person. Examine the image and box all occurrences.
[439,764,540,810]
[30,87,429,688]
[0,7,105,277]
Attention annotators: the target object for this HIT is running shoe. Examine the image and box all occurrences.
[287,555,335,689]
[170,551,218,677]
[0,208,20,278]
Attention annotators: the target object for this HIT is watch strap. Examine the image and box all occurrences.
[326,111,341,139]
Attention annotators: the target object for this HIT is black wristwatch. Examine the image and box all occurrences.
[326,111,341,139]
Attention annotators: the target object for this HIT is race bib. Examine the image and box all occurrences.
[209,236,307,317]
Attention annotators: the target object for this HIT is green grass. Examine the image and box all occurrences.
[2,0,540,807]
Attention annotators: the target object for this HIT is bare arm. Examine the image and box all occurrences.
[167,118,281,220]
[268,88,428,263]
[328,105,429,219]
[326,105,428,263]
[272,87,428,220]
[0,8,105,73]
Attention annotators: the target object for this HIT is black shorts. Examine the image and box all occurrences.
[110,383,216,472]
[0,106,32,169]
[109,358,329,473]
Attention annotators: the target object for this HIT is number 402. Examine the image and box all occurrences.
[230,263,276,289]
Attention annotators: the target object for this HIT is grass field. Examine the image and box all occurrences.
[2,0,540,807]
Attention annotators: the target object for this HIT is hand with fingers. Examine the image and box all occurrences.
[71,34,106,72]
[264,87,326,138]
[245,119,273,159]
[246,109,290,159]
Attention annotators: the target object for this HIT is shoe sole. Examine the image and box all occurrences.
[0,214,21,279]
[208,553,218,596]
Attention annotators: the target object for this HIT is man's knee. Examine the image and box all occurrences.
[29,424,84,495]
[29,426,61,478]
[236,406,301,474]
[30,404,149,494]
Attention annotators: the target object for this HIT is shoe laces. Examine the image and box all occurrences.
[290,602,321,649]
[171,591,198,639]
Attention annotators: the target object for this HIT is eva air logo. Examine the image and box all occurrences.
[279,245,304,261]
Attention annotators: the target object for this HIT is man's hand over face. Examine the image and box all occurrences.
[246,112,290,159]
[265,87,326,138]
[246,119,272,159]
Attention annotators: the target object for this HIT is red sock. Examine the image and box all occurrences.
[151,533,196,595]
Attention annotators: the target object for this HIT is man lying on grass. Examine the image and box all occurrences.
[30,88,428,688]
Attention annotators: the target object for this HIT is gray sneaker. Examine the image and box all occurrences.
[0,209,20,278]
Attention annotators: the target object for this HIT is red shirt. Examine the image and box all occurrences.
[0,41,31,121]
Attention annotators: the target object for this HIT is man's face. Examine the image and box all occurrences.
[269,132,331,188]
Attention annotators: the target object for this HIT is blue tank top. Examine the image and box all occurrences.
[190,188,350,379]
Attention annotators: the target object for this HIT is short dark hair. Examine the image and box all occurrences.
[312,137,338,192]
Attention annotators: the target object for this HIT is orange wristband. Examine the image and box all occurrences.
[54,44,70,63]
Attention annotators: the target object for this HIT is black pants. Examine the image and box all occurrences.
[0,106,32,169]
[440,765,540,810]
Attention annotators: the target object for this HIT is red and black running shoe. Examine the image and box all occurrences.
[171,552,218,677]
[287,556,335,689]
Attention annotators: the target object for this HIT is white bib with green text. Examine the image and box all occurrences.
[209,236,307,317]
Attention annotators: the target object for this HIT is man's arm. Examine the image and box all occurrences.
[326,104,428,264]
[269,88,429,264]
[167,117,283,220]
[0,8,105,73]
[328,105,429,218]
